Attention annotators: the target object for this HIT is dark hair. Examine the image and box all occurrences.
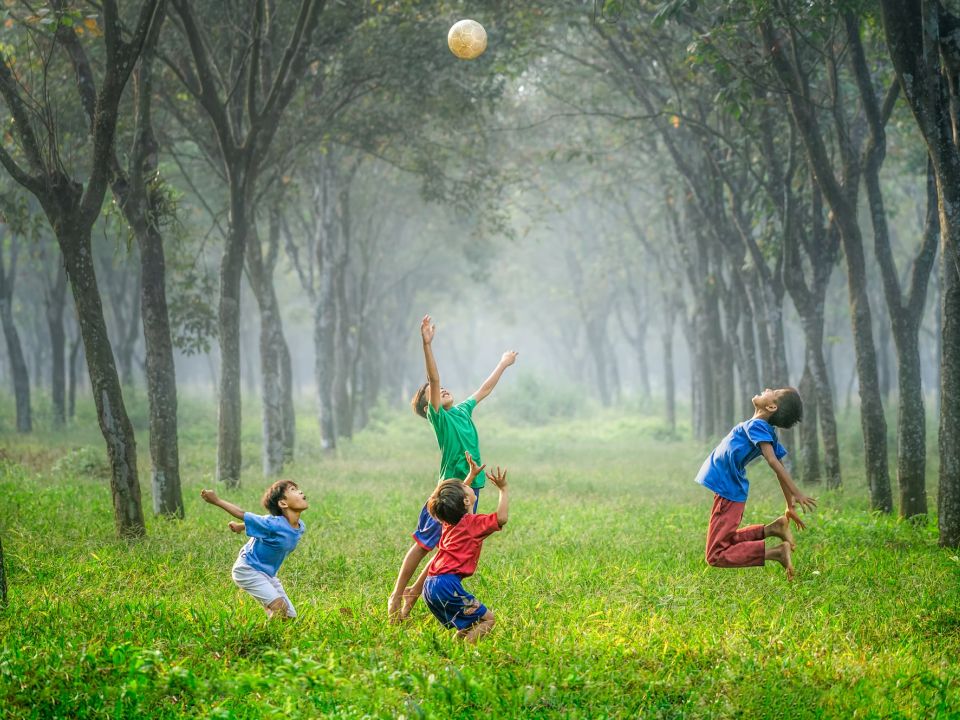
[427,480,469,525]
[411,382,429,419]
[262,479,298,516]
[769,387,803,429]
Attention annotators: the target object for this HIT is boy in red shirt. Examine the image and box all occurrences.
[422,452,509,643]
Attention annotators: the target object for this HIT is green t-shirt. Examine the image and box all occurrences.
[427,396,484,489]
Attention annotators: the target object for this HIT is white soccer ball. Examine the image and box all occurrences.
[447,19,487,60]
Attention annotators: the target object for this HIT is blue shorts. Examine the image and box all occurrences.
[412,487,480,550]
[422,574,488,631]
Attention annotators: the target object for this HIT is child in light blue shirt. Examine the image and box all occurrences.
[201,480,308,619]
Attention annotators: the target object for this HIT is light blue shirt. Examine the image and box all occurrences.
[695,418,787,502]
[237,512,305,577]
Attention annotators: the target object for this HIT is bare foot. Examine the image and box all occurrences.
[766,542,795,580]
[228,521,244,534]
[399,586,420,620]
[766,515,795,549]
[388,594,403,624]
[782,541,794,581]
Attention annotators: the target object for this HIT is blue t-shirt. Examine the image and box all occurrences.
[237,512,305,577]
[695,418,787,502]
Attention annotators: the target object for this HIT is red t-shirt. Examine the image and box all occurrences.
[427,512,502,578]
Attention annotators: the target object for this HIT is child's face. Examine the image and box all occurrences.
[752,388,779,413]
[462,485,476,515]
[426,385,455,409]
[279,485,309,512]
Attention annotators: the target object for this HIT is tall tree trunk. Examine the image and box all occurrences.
[840,233,891,511]
[896,331,928,516]
[140,222,183,517]
[60,224,144,537]
[247,224,289,476]
[30,312,44,394]
[806,315,842,488]
[0,296,31,433]
[315,286,337,450]
[743,281,774,384]
[636,327,651,400]
[876,302,893,402]
[733,274,760,417]
[694,307,715,438]
[663,327,677,433]
[334,256,353,438]
[798,357,821,484]
[258,295,285,476]
[279,322,296,463]
[217,182,248,486]
[68,327,82,421]
[587,328,612,407]
[0,231,31,433]
[245,212,289,477]
[939,203,960,544]
[115,269,142,388]
[314,160,338,451]
[357,328,380,432]
[45,263,67,427]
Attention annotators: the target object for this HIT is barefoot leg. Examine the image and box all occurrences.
[765,542,795,581]
[457,610,496,644]
[764,516,795,549]
[389,543,429,623]
[400,565,430,619]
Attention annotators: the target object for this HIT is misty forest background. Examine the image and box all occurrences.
[1,1,960,718]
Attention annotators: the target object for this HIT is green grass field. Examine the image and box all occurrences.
[1,395,959,718]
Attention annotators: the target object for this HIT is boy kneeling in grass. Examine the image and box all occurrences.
[421,452,508,643]
[696,387,817,579]
[201,480,308,619]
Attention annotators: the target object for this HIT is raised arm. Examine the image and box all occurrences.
[760,443,817,524]
[486,466,509,527]
[472,351,518,404]
[462,451,487,486]
[200,489,246,520]
[421,315,441,412]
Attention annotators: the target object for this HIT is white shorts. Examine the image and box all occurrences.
[231,557,297,618]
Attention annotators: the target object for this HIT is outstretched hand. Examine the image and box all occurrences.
[420,315,436,345]
[200,489,219,504]
[463,451,486,483]
[500,351,518,367]
[486,466,508,489]
[793,493,817,512]
[785,506,807,531]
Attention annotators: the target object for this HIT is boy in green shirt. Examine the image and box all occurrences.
[388,314,517,623]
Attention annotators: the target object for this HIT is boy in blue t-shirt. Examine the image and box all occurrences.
[387,314,517,623]
[695,387,817,579]
[201,480,308,619]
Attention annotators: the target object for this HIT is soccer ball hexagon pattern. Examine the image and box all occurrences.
[447,19,487,60]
